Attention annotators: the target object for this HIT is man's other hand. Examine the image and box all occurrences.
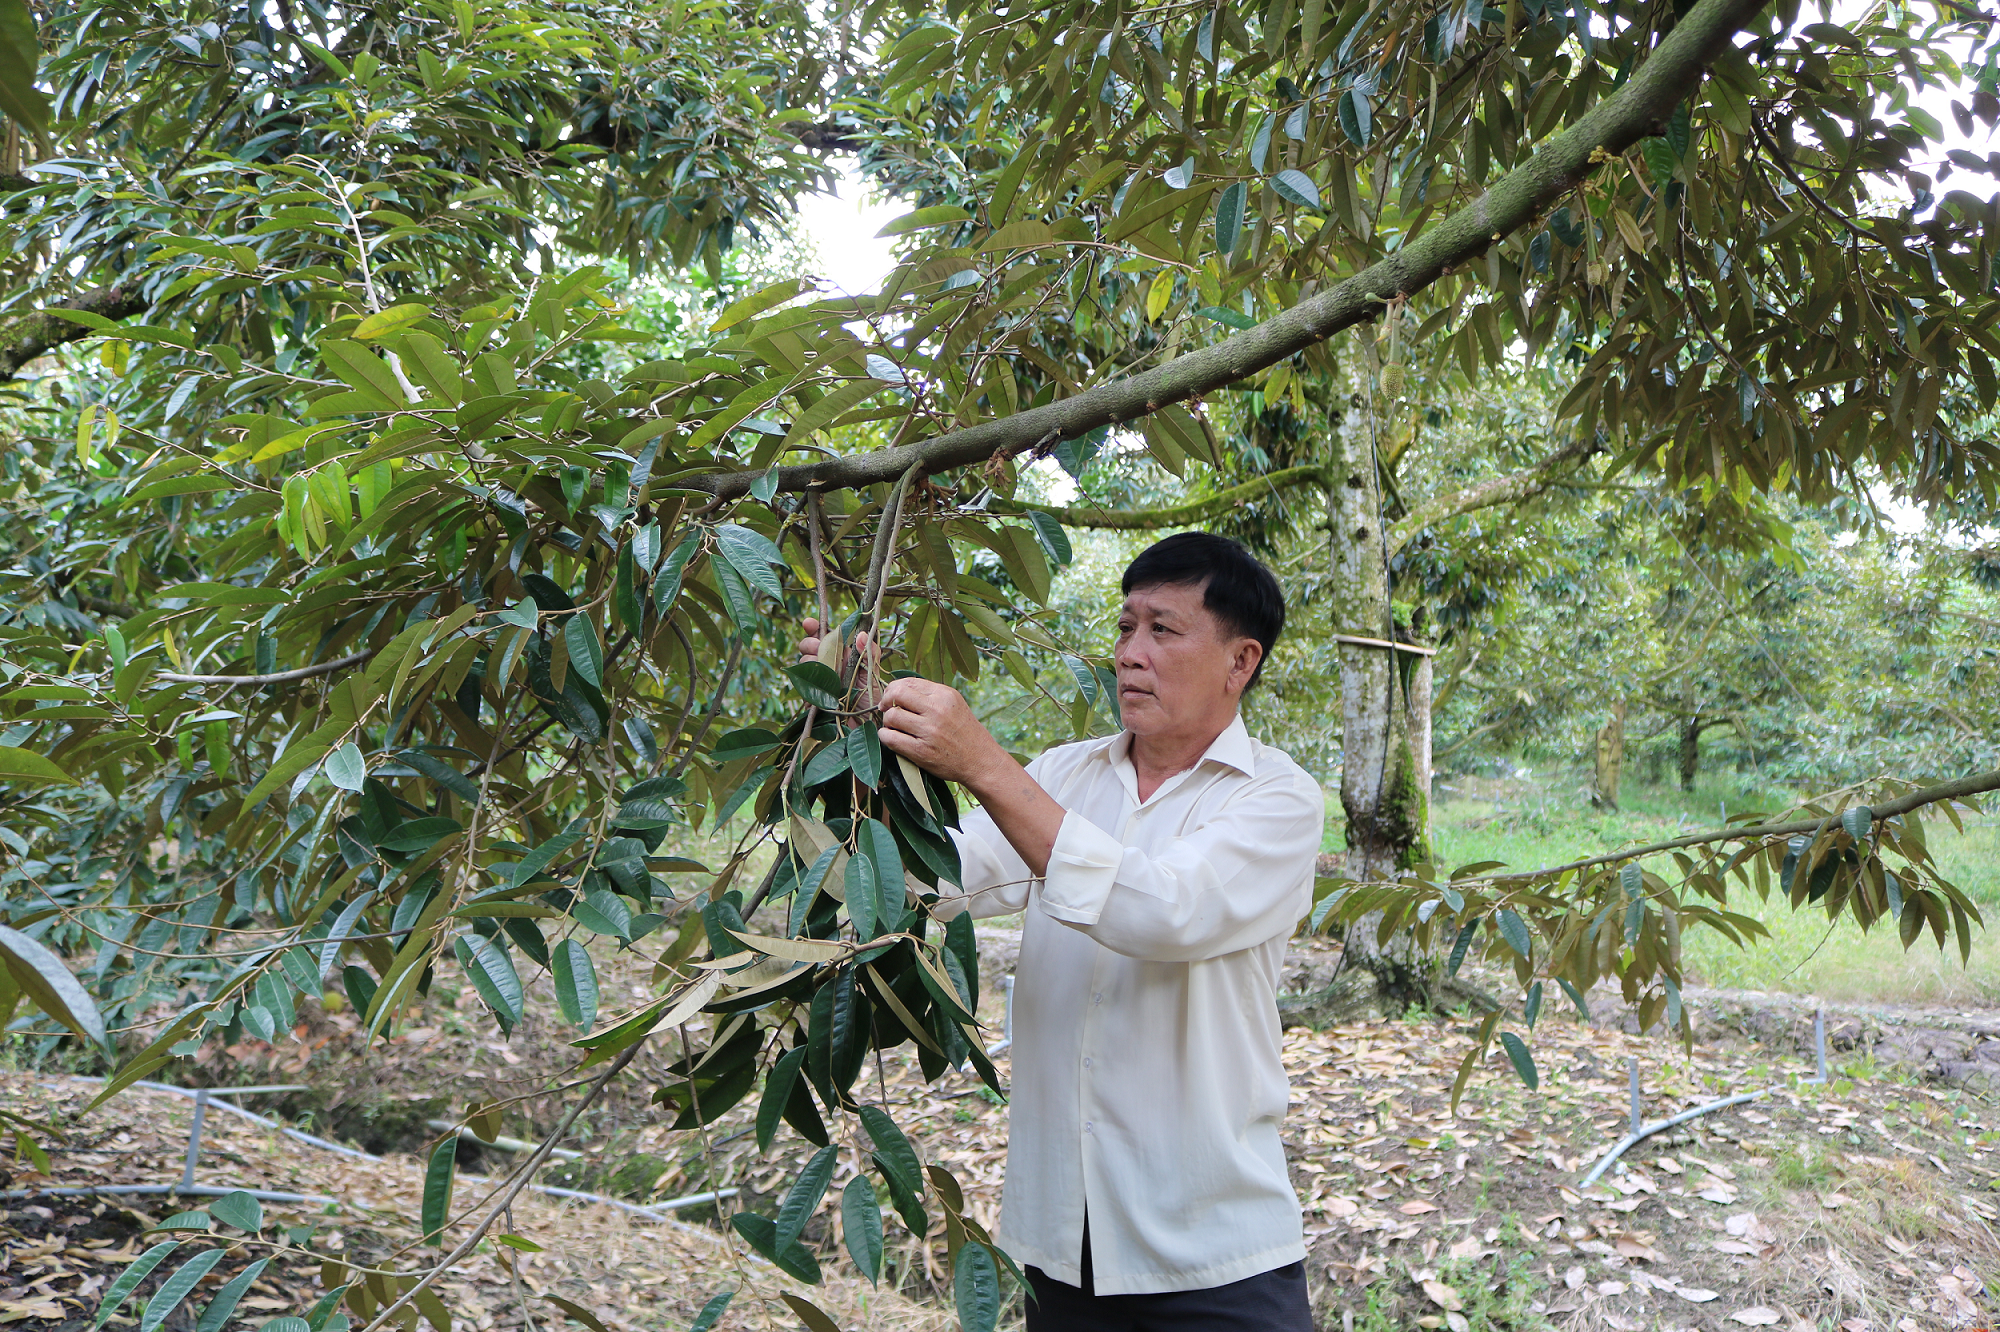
[798,617,880,705]
[877,677,1010,790]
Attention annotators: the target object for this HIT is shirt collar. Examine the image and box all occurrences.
[1106,712,1258,787]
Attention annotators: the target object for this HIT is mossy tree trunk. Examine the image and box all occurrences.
[1593,700,1627,809]
[1284,341,1442,1026]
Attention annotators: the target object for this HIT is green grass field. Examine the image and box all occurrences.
[1327,768,2000,1008]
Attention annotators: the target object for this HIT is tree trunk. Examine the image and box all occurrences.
[1593,700,1626,809]
[1410,647,1433,813]
[1679,714,1701,791]
[1283,340,1453,1027]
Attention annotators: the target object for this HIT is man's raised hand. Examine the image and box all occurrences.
[797,617,883,708]
[876,677,1012,791]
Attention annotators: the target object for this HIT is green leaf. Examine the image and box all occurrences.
[1249,112,1275,171]
[421,1134,457,1246]
[1446,917,1480,977]
[564,616,603,689]
[1667,101,1692,158]
[776,1144,838,1252]
[1498,1031,1539,1090]
[841,1175,884,1285]
[353,303,431,340]
[320,340,407,409]
[152,1210,211,1232]
[714,524,787,600]
[876,205,973,237]
[571,889,632,941]
[0,0,51,133]
[1213,180,1246,255]
[653,535,699,613]
[1495,908,1532,960]
[454,935,523,1031]
[1556,977,1591,1020]
[1643,136,1678,185]
[1196,306,1256,330]
[551,939,599,1030]
[801,736,853,788]
[398,751,480,805]
[710,278,810,332]
[730,1213,820,1283]
[1025,511,1072,567]
[688,1291,734,1332]
[0,746,77,785]
[325,742,366,792]
[508,819,586,889]
[1620,862,1644,898]
[1523,981,1543,1030]
[857,818,905,937]
[710,554,759,632]
[92,1242,179,1329]
[1270,169,1321,210]
[859,1105,924,1204]
[845,851,879,942]
[1842,805,1872,842]
[784,662,846,710]
[140,1251,224,1332]
[953,1242,1001,1332]
[781,1294,840,1332]
[847,723,883,789]
[194,1258,268,1332]
[1337,88,1372,147]
[207,1190,262,1232]
[0,924,108,1048]
[757,1046,809,1152]
[378,817,463,853]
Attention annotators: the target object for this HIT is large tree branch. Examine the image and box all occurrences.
[683,0,1770,503]
[1477,768,2000,884]
[991,465,1328,530]
[1387,437,1601,554]
[0,286,149,380]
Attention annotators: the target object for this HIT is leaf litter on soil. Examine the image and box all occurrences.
[13,934,2000,1331]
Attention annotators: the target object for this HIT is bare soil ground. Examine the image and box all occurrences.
[8,930,2000,1331]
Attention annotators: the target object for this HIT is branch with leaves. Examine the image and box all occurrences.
[686,0,1772,504]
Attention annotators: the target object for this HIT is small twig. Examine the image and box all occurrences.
[502,1205,539,1332]
[666,636,743,781]
[356,1044,643,1332]
[157,649,374,685]
[843,459,923,695]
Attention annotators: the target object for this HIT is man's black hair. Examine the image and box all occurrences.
[1120,532,1285,687]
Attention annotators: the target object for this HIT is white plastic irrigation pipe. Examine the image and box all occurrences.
[1577,1008,1828,1190]
[49,1076,734,1221]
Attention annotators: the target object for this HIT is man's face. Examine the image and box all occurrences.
[1113,582,1262,739]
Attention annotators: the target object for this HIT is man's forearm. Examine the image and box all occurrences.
[966,753,1066,879]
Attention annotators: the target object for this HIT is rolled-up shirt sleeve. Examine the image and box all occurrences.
[1038,769,1323,961]
[932,755,1049,921]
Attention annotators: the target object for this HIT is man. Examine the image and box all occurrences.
[800,532,1323,1330]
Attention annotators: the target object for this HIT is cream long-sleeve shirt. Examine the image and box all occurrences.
[938,713,1324,1296]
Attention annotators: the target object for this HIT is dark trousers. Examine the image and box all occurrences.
[1023,1227,1312,1332]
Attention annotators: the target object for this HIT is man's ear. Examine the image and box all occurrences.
[1228,638,1264,693]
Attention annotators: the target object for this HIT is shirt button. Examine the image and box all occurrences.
[1084,1122,1094,1133]
[1092,993,1103,1005]
[1083,1057,1093,1069]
